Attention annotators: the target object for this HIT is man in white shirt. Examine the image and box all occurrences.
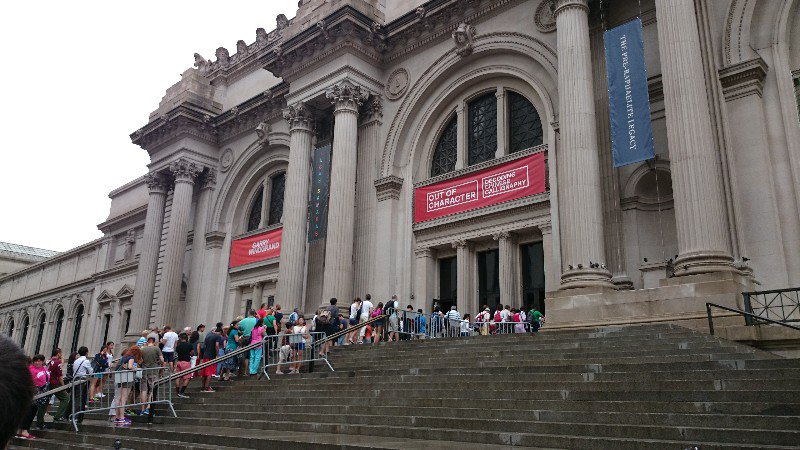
[72,346,94,424]
[358,294,374,343]
[160,326,179,372]
[445,306,461,337]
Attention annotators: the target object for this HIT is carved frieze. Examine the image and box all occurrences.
[375,176,403,201]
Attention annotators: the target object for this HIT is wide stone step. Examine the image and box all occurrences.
[208,377,800,393]
[168,407,800,430]
[141,414,800,447]
[11,425,237,450]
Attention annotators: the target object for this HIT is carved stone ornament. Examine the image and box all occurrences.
[202,168,218,190]
[255,121,271,145]
[193,53,210,75]
[326,80,369,112]
[361,95,383,123]
[215,47,230,68]
[236,40,249,57]
[385,68,409,100]
[535,0,556,33]
[282,102,313,131]
[276,14,289,32]
[170,158,202,183]
[452,22,476,57]
[220,148,234,173]
[256,28,268,46]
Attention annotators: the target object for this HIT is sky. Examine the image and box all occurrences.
[0,0,296,252]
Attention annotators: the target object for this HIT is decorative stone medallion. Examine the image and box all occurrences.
[535,0,556,33]
[385,68,409,100]
[220,148,234,172]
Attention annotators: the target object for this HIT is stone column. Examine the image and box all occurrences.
[554,0,613,289]
[453,240,473,313]
[276,103,314,312]
[251,282,263,310]
[157,158,201,328]
[413,247,437,311]
[495,88,508,158]
[538,223,558,293]
[185,170,216,327]
[495,232,517,308]
[655,0,734,275]
[128,172,168,337]
[322,80,368,304]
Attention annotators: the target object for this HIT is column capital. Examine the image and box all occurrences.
[553,0,589,17]
[452,239,470,250]
[250,281,263,289]
[145,172,168,194]
[326,80,369,114]
[492,231,511,241]
[283,102,313,132]
[374,176,403,201]
[537,222,553,235]
[414,247,434,258]
[169,158,202,185]
[200,168,217,191]
[360,95,383,125]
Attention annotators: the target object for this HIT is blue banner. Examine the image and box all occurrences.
[308,144,331,242]
[604,18,655,168]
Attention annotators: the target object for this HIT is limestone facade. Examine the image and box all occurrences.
[2,0,799,352]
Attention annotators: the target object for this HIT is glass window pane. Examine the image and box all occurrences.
[468,92,497,165]
[268,172,286,225]
[508,91,543,153]
[478,249,500,309]
[247,188,263,231]
[438,257,457,311]
[431,117,458,177]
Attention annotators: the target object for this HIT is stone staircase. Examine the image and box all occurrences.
[11,323,800,449]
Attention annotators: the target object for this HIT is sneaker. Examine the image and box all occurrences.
[177,393,190,399]
[139,409,150,415]
[275,371,284,375]
[97,393,106,398]
[203,388,216,393]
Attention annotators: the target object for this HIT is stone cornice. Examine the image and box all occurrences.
[97,205,147,234]
[719,57,768,101]
[414,145,547,189]
[205,231,227,250]
[131,83,289,153]
[0,237,107,283]
[413,192,550,233]
[199,21,289,86]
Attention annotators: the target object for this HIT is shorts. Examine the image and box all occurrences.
[176,361,192,380]
[162,351,175,363]
[290,342,305,351]
[388,315,399,332]
[199,358,216,377]
[349,318,358,326]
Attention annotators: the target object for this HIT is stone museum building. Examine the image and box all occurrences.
[1,0,799,354]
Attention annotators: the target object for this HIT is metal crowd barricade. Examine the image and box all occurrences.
[71,366,176,431]
[395,310,428,340]
[260,331,333,380]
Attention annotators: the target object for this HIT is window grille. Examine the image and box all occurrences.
[431,117,458,177]
[468,92,498,166]
[508,91,543,153]
[268,172,286,225]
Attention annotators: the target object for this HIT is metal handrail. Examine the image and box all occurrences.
[316,314,387,345]
[705,302,800,335]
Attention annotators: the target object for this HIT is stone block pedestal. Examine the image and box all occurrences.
[545,272,754,330]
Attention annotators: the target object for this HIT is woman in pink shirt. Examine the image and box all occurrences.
[248,318,265,376]
[16,354,50,440]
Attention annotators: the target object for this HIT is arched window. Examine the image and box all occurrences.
[508,91,543,153]
[431,117,458,177]
[34,313,46,355]
[52,308,64,353]
[268,172,286,225]
[20,315,29,349]
[467,92,498,166]
[70,304,84,354]
[247,189,263,232]
[7,318,14,338]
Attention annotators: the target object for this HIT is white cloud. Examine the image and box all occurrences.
[0,0,296,252]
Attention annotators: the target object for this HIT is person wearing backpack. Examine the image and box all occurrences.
[318,298,338,356]
[385,296,399,342]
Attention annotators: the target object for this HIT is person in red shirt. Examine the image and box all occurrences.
[257,303,267,320]
[42,349,70,424]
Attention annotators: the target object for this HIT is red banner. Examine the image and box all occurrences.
[414,152,546,223]
[229,228,282,268]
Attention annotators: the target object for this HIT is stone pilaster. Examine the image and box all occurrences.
[374,176,403,303]
[495,89,507,158]
[413,247,436,310]
[156,158,201,328]
[353,96,383,298]
[455,103,467,170]
[251,282,263,310]
[538,223,558,293]
[494,232,517,308]
[186,170,216,326]
[276,102,314,312]
[655,0,734,275]
[322,80,369,304]
[554,0,613,289]
[128,172,168,338]
[453,240,474,314]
